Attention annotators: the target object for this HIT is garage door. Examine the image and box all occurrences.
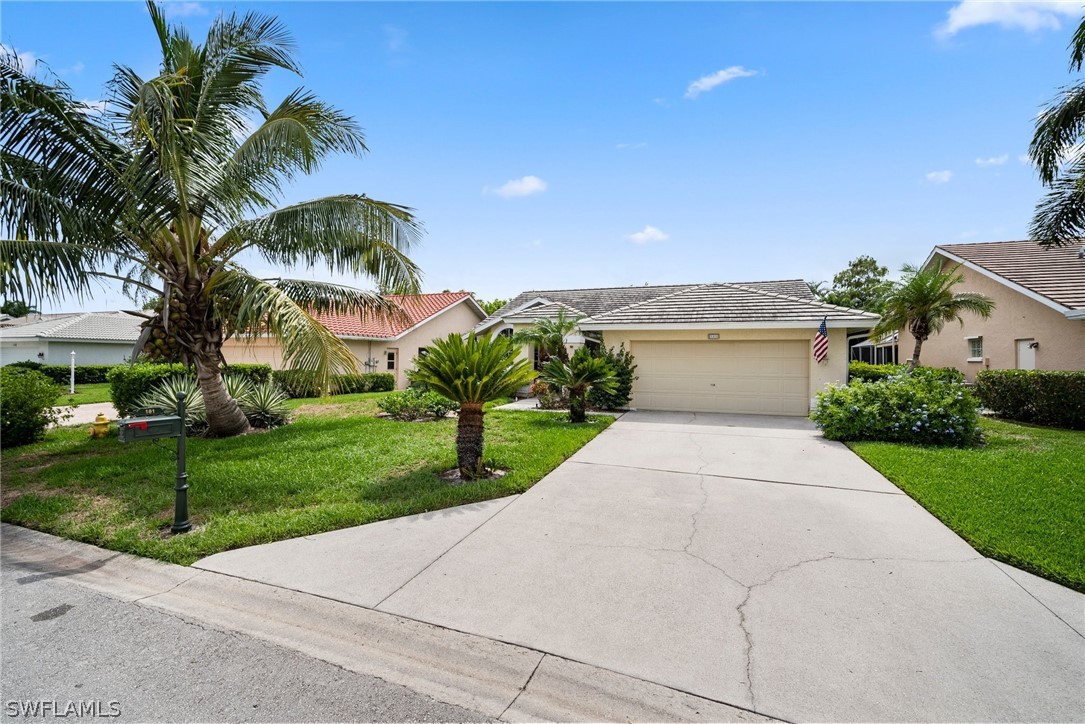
[631,340,810,415]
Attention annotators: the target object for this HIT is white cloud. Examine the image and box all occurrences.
[626,225,670,245]
[653,97,669,107]
[60,62,85,75]
[2,45,39,74]
[616,142,648,150]
[935,1,1078,38]
[382,25,408,52]
[1018,153,1033,165]
[485,175,548,198]
[685,66,758,99]
[926,170,953,184]
[163,2,207,17]
[976,154,1009,167]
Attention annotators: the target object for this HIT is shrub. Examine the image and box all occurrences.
[0,368,69,447]
[239,380,291,429]
[135,375,207,432]
[848,361,964,384]
[812,374,980,446]
[271,370,394,397]
[975,370,1085,429]
[588,343,637,410]
[8,362,115,384]
[377,388,458,421]
[108,363,271,416]
[530,378,564,409]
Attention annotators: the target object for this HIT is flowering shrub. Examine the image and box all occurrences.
[529,378,564,409]
[812,374,980,446]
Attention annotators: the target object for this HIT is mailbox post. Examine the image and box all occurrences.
[117,391,191,534]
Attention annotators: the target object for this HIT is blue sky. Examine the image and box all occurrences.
[3,1,1080,311]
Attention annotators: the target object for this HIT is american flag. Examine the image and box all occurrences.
[813,317,829,363]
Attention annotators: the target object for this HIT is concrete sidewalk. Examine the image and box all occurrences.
[197,411,1085,722]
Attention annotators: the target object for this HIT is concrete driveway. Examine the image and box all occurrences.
[197,411,1085,722]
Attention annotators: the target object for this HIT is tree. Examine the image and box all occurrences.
[408,333,535,479]
[872,262,995,368]
[0,3,421,436]
[1029,14,1085,247]
[540,347,616,423]
[478,298,507,316]
[1,300,38,317]
[511,308,582,364]
[814,256,893,312]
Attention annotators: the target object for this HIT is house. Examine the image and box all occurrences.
[899,241,1085,381]
[221,292,486,389]
[0,312,143,366]
[476,281,879,415]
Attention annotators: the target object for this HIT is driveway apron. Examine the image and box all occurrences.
[197,411,1085,722]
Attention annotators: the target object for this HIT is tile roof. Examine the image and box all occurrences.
[0,312,143,341]
[313,292,478,339]
[935,241,1085,310]
[582,283,879,326]
[476,279,814,330]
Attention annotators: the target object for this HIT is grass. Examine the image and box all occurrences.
[1,392,611,565]
[55,382,113,407]
[850,417,1085,592]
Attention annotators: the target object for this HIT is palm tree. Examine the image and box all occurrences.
[408,333,534,480]
[0,3,421,437]
[1029,15,1085,247]
[540,347,616,423]
[872,262,995,368]
[511,308,583,364]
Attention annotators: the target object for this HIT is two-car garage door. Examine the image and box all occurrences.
[631,340,810,415]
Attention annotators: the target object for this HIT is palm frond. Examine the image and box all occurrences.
[1030,82,1085,186]
[1029,158,1085,247]
[0,238,111,301]
[408,333,535,404]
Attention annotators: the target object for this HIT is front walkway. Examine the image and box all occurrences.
[196,411,1085,722]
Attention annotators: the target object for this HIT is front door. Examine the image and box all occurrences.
[1016,339,1036,370]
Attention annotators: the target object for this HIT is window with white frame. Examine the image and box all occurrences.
[966,336,983,360]
[387,351,396,370]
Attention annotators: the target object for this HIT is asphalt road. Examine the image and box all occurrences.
[1,557,489,723]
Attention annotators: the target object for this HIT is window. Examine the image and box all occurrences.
[417,347,428,358]
[498,328,513,339]
[386,351,396,370]
[966,337,983,361]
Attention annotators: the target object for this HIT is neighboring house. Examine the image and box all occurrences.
[899,241,1085,381]
[476,281,878,415]
[222,292,486,389]
[0,312,143,366]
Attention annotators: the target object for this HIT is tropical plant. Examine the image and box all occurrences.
[408,333,535,479]
[0,3,421,437]
[540,347,616,423]
[1,300,38,317]
[587,343,637,410]
[872,262,995,368]
[135,375,207,430]
[1029,14,1085,247]
[511,308,583,364]
[239,380,291,429]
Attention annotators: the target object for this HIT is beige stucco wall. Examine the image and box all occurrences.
[897,263,1085,382]
[222,301,483,389]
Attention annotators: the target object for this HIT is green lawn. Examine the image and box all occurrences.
[850,417,1085,592]
[55,382,113,407]
[2,392,610,565]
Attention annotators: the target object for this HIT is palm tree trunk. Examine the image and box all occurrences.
[908,334,924,369]
[569,395,586,423]
[193,342,250,438]
[457,402,485,479]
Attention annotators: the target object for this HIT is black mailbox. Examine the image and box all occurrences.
[118,414,183,443]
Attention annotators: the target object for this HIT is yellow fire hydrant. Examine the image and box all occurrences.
[88,413,111,439]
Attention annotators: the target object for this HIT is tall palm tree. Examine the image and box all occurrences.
[1029,14,1085,247]
[0,3,421,436]
[408,333,534,480]
[511,308,583,364]
[872,262,995,368]
[540,347,615,423]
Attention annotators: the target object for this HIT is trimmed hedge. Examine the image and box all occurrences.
[107,363,272,417]
[377,388,458,421]
[7,361,115,384]
[812,374,980,446]
[270,370,395,398]
[975,370,1085,430]
[848,361,964,384]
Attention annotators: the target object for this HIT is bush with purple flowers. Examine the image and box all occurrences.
[812,373,980,446]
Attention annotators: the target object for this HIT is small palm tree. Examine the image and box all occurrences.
[409,333,535,480]
[512,308,583,364]
[873,262,995,368]
[540,347,616,423]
